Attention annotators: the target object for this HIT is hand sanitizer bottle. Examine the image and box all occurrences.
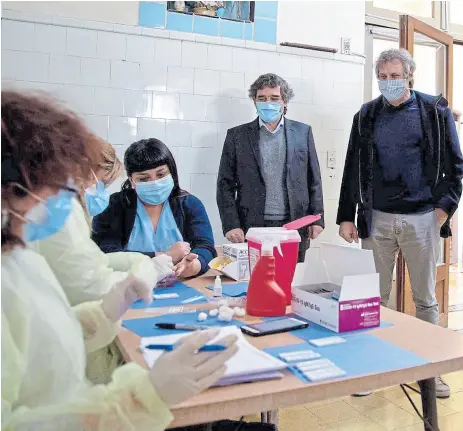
[246,236,286,317]
[213,275,223,299]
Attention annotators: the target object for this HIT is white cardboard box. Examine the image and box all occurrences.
[219,243,250,281]
[291,243,380,333]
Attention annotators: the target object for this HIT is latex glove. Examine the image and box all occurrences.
[101,275,152,322]
[308,225,324,240]
[149,329,239,406]
[152,254,174,282]
[165,241,191,264]
[226,228,245,243]
[174,253,201,278]
[339,222,359,243]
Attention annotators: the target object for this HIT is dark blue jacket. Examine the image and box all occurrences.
[91,189,216,275]
[337,92,463,239]
[217,117,324,237]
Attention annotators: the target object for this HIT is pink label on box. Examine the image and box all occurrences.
[338,296,380,333]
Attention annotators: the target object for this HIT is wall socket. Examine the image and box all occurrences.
[341,37,351,55]
[327,151,336,169]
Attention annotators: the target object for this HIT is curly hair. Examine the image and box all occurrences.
[1,90,105,246]
[248,73,295,103]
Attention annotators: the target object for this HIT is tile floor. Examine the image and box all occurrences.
[255,266,463,430]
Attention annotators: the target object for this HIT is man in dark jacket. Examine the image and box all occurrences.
[217,73,324,261]
[337,48,463,398]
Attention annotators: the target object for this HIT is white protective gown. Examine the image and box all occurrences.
[1,247,173,431]
[29,198,157,384]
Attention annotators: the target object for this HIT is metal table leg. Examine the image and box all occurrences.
[261,411,279,428]
[418,378,439,431]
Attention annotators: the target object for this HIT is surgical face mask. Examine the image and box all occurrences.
[23,189,74,242]
[256,102,282,123]
[135,174,174,205]
[85,180,110,216]
[378,79,408,103]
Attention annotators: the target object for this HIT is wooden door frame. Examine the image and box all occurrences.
[397,15,454,327]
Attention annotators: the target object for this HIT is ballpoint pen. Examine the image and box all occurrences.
[142,343,227,352]
[155,322,212,331]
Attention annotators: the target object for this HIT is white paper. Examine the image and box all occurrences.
[141,326,287,384]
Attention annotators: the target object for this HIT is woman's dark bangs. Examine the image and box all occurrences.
[124,144,169,175]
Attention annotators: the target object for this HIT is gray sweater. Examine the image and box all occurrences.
[259,125,289,220]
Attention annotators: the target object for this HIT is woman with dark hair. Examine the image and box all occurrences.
[92,138,217,278]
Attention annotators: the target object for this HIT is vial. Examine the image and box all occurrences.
[213,275,223,298]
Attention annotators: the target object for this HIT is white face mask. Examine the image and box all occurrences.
[378,79,408,103]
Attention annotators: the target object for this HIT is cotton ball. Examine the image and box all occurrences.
[234,307,246,317]
[219,306,234,316]
[209,309,219,317]
[217,312,233,322]
[197,312,208,322]
[217,299,228,308]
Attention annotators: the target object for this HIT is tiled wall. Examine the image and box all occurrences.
[140,1,278,44]
[1,11,364,246]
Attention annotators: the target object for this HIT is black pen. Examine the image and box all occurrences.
[155,323,210,331]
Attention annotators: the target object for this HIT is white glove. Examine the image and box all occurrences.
[149,329,239,406]
[152,254,175,282]
[101,274,152,322]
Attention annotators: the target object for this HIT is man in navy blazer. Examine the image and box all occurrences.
[217,73,324,261]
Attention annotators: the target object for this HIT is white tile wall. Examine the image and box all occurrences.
[1,15,364,245]
[66,28,97,57]
[34,23,66,55]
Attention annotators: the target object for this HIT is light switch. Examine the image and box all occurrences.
[327,151,336,169]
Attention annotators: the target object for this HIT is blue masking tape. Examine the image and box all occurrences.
[206,282,249,297]
[122,313,245,337]
[264,333,429,384]
[131,281,207,309]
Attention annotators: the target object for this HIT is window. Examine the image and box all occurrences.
[454,44,463,114]
[365,1,440,31]
[372,0,433,18]
[167,1,254,22]
[449,1,463,39]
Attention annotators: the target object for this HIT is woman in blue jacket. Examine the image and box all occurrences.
[92,138,216,278]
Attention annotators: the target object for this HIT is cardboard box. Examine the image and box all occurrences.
[209,243,250,281]
[291,243,380,333]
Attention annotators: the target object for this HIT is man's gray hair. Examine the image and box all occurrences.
[375,48,416,80]
[248,73,295,103]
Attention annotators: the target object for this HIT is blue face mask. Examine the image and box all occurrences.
[85,180,110,216]
[23,189,74,242]
[378,79,408,103]
[135,174,174,205]
[256,102,282,123]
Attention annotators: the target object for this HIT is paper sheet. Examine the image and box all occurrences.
[140,326,287,385]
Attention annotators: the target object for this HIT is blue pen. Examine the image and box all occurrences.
[144,344,227,352]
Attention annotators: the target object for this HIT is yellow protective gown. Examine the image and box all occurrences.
[30,198,156,306]
[1,247,173,431]
[29,198,157,384]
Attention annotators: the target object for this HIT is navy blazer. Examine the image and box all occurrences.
[217,117,324,236]
[336,91,463,239]
[91,189,217,275]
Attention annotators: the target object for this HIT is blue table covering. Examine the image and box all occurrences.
[206,282,249,297]
[122,313,244,337]
[131,281,207,309]
[265,333,429,384]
